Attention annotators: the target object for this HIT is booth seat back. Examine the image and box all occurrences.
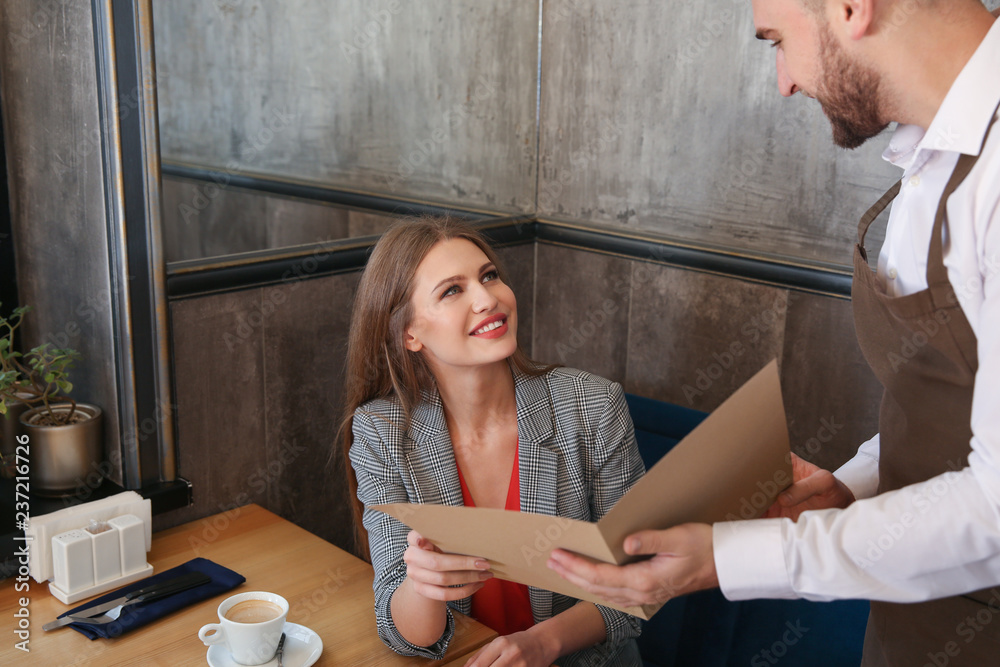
[623,393,869,667]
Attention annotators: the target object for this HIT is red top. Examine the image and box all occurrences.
[455,446,535,636]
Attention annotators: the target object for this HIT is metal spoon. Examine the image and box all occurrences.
[275,632,286,667]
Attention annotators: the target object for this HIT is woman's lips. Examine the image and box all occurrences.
[471,316,508,338]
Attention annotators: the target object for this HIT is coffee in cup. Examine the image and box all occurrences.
[224,599,284,624]
[199,591,288,665]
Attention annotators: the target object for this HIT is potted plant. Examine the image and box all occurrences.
[0,303,104,495]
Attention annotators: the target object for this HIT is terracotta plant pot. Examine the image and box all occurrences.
[20,403,104,497]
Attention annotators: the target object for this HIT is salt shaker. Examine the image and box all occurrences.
[87,519,122,583]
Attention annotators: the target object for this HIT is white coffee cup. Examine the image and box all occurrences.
[198,591,288,665]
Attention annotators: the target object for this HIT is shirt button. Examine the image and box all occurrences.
[909,176,921,187]
[888,267,898,279]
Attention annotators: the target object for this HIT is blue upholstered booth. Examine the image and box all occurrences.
[623,393,869,667]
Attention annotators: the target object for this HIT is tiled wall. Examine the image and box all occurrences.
[161,270,361,548]
[160,241,881,549]
[533,244,881,473]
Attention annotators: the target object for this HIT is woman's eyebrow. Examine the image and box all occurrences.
[429,263,494,294]
[431,274,463,294]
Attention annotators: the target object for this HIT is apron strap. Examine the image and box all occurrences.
[857,179,901,256]
[927,105,1000,303]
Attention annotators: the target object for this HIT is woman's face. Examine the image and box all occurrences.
[404,238,518,374]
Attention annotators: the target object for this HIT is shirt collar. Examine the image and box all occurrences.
[883,17,1000,169]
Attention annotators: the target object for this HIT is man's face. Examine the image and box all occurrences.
[752,0,889,149]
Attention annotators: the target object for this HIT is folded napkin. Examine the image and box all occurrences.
[59,557,245,640]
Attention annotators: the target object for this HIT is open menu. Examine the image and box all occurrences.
[375,360,791,619]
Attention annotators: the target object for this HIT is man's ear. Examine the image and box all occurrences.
[404,330,423,353]
[833,0,875,41]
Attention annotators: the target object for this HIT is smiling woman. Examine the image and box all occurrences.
[337,217,646,666]
[403,237,520,376]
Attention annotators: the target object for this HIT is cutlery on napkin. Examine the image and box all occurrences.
[44,571,211,630]
[47,557,246,640]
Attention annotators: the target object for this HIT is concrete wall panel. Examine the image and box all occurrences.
[0,0,123,483]
[153,1,539,214]
[538,0,902,267]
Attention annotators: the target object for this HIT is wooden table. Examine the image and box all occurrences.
[1,504,496,666]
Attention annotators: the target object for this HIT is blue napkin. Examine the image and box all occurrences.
[59,557,245,640]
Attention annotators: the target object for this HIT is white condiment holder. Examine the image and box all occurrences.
[48,514,153,604]
[23,492,154,605]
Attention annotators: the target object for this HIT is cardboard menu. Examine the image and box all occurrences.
[375,360,791,619]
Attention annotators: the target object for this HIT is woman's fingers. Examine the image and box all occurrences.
[410,579,487,602]
[407,530,440,551]
[405,545,491,576]
[404,545,491,600]
[404,530,493,595]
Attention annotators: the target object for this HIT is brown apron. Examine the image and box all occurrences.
[852,104,1000,666]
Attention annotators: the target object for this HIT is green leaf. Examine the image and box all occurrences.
[44,372,55,383]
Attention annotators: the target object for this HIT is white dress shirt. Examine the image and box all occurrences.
[714,18,1000,603]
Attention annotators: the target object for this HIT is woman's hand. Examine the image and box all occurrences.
[462,629,558,667]
[390,530,493,647]
[402,530,493,601]
[763,452,856,521]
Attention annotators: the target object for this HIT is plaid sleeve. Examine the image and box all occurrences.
[348,409,455,659]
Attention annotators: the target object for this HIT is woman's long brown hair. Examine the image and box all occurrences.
[338,217,553,560]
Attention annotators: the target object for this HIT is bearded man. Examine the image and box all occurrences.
[547,1,1000,664]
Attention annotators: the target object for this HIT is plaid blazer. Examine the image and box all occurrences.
[349,367,646,666]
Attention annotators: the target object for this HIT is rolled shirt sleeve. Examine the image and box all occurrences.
[833,434,881,501]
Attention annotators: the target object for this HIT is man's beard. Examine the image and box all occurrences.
[815,24,889,149]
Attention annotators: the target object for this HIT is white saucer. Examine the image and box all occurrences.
[206,622,322,667]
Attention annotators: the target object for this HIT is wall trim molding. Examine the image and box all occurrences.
[163,167,852,300]
[162,161,504,222]
[534,220,852,298]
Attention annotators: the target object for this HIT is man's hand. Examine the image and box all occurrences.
[763,452,856,521]
[547,523,717,608]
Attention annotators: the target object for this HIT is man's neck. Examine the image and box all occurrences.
[877,6,995,129]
